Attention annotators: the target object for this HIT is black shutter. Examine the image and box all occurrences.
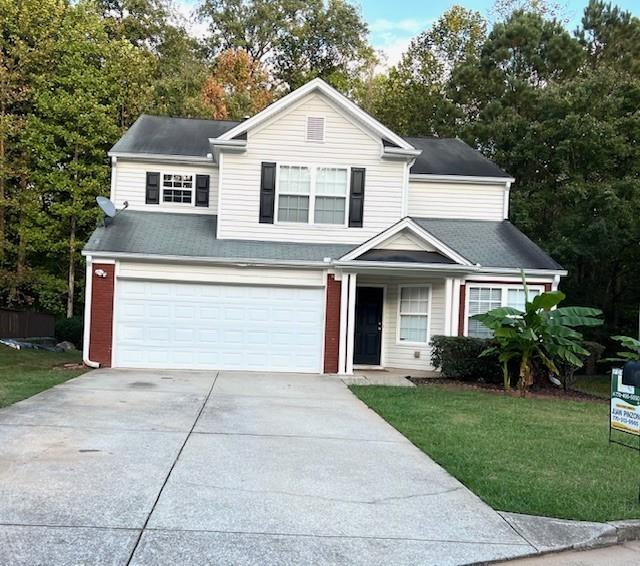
[348,168,365,227]
[259,162,276,224]
[195,174,210,207]
[146,172,160,204]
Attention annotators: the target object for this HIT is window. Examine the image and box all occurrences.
[315,168,347,224]
[467,285,542,338]
[398,286,430,344]
[276,165,349,225]
[163,174,193,203]
[306,116,325,142]
[277,166,311,222]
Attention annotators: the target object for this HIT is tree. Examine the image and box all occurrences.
[201,49,272,120]
[491,0,566,21]
[368,6,486,136]
[473,285,603,395]
[197,0,374,91]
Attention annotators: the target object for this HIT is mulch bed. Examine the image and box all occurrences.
[408,376,607,402]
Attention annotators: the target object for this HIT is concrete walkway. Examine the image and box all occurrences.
[0,369,536,565]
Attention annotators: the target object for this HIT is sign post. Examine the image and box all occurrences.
[609,366,640,502]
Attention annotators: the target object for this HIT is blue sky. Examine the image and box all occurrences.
[179,0,640,65]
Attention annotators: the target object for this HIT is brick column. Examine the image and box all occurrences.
[458,284,466,336]
[323,274,342,374]
[88,263,115,368]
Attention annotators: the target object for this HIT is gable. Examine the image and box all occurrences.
[376,229,437,252]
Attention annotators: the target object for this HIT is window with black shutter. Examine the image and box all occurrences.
[195,175,210,207]
[259,162,276,223]
[146,172,160,204]
[348,168,365,227]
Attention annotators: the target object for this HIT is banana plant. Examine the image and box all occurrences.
[471,280,603,396]
[606,336,640,363]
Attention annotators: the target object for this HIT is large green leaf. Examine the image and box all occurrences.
[530,291,565,312]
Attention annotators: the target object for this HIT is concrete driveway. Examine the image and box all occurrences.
[0,369,535,565]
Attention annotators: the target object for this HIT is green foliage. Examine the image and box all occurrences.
[606,335,640,363]
[430,336,502,383]
[54,316,84,348]
[472,282,603,395]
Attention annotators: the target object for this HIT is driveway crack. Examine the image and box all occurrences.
[178,481,462,505]
[125,371,219,566]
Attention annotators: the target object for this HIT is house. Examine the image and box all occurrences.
[82,78,565,374]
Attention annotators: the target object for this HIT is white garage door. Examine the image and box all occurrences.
[114,280,324,372]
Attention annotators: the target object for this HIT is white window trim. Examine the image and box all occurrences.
[305,115,326,143]
[464,283,546,337]
[396,284,432,347]
[159,171,196,207]
[274,162,351,227]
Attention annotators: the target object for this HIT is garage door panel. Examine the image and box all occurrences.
[114,280,324,372]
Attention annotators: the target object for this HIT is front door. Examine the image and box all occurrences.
[354,287,383,365]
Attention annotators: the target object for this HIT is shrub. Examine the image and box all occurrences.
[55,316,83,348]
[431,336,502,383]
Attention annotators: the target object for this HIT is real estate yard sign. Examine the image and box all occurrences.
[610,368,640,437]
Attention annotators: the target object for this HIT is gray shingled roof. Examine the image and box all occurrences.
[109,115,510,178]
[84,211,561,271]
[412,217,563,270]
[405,137,511,178]
[110,115,239,158]
[84,210,354,262]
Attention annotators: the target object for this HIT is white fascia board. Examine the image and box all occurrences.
[339,217,473,266]
[382,147,423,161]
[335,260,477,274]
[81,250,331,269]
[208,138,247,152]
[217,78,414,150]
[472,267,568,277]
[409,174,515,184]
[107,152,215,165]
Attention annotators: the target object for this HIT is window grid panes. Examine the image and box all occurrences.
[399,287,429,343]
[277,166,310,223]
[314,168,347,224]
[467,286,541,338]
[162,174,193,203]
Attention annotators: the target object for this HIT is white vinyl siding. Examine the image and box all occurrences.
[466,284,543,338]
[111,160,218,214]
[408,180,507,221]
[356,276,446,371]
[217,92,406,243]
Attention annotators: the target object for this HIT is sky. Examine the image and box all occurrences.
[178,0,640,66]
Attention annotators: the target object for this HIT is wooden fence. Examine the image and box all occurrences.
[0,309,55,339]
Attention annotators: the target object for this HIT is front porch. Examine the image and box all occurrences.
[334,271,463,375]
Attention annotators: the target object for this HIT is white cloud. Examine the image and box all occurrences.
[369,18,429,34]
[172,0,208,40]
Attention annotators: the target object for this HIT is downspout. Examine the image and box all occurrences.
[82,256,100,368]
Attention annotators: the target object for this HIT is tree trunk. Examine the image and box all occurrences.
[66,215,76,318]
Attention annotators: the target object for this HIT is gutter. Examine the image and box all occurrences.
[82,256,101,369]
[107,152,215,164]
[409,173,516,184]
[82,250,567,277]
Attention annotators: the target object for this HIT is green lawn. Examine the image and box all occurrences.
[0,345,88,408]
[572,374,611,399]
[351,384,640,523]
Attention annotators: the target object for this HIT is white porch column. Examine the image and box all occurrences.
[345,273,357,375]
[338,272,358,375]
[338,272,349,374]
[444,278,454,336]
[451,278,463,336]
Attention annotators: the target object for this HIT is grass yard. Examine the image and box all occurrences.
[351,384,640,523]
[0,345,88,408]
[572,374,611,399]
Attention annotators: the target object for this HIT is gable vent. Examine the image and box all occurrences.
[306,116,325,142]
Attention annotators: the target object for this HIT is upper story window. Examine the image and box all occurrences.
[306,116,325,142]
[276,165,347,225]
[163,174,193,203]
[467,285,542,338]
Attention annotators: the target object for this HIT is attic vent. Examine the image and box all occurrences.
[306,116,325,142]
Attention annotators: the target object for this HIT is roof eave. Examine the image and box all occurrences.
[409,174,515,184]
[108,151,214,164]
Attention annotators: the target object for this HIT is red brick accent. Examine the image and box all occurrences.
[88,263,115,368]
[544,282,552,292]
[458,284,466,336]
[323,274,342,374]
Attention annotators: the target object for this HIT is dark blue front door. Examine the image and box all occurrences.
[354,287,383,365]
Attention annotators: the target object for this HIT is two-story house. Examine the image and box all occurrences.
[82,78,565,374]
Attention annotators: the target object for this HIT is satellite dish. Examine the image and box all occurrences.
[96,196,117,218]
